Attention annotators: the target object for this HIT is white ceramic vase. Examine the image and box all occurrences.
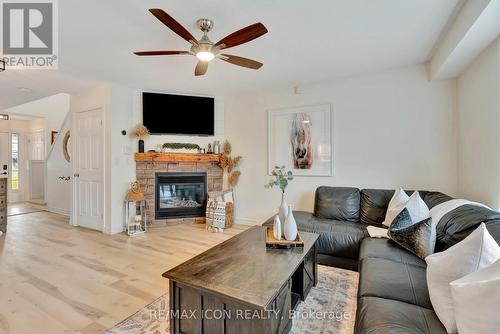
[278,193,289,237]
[284,204,298,241]
[273,215,282,240]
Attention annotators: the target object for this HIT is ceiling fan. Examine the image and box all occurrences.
[134,9,268,76]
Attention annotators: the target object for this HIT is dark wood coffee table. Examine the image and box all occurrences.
[163,226,319,334]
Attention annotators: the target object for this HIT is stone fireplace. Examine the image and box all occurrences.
[135,153,223,226]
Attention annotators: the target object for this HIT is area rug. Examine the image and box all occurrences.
[106,265,358,334]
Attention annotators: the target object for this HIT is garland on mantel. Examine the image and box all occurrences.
[162,143,201,150]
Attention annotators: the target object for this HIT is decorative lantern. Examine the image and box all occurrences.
[124,181,147,236]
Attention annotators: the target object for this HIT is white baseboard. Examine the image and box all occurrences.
[45,206,70,217]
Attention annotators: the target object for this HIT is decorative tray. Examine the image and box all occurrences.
[265,227,304,249]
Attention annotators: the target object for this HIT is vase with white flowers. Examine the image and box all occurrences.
[265,166,296,240]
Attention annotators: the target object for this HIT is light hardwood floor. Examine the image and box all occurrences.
[0,210,249,334]
[7,201,46,216]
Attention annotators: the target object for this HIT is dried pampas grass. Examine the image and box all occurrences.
[228,171,241,187]
[220,155,229,168]
[223,141,232,155]
[134,124,150,139]
[221,140,242,187]
[232,156,242,169]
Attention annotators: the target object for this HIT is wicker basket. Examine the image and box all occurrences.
[224,202,234,228]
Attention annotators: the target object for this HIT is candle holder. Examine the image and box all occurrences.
[124,181,147,236]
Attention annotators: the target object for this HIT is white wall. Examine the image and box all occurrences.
[45,113,72,215]
[3,93,71,156]
[131,90,224,152]
[457,39,500,209]
[110,85,135,234]
[225,64,458,225]
[27,118,46,133]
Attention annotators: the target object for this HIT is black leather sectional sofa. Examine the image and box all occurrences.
[265,186,500,334]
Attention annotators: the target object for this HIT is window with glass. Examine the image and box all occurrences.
[11,133,19,190]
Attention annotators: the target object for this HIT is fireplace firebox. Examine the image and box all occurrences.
[155,172,207,219]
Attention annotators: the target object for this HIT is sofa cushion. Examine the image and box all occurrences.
[358,257,432,309]
[313,186,360,222]
[359,238,426,267]
[436,204,500,250]
[360,189,395,227]
[360,189,452,227]
[294,211,368,259]
[355,296,446,334]
[419,191,453,210]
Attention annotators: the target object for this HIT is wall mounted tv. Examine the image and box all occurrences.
[142,92,215,136]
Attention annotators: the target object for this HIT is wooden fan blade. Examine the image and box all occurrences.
[195,61,208,76]
[149,9,197,44]
[220,54,263,69]
[215,23,268,49]
[134,51,190,56]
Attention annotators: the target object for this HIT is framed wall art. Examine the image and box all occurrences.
[268,104,332,176]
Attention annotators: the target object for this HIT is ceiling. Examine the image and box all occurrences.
[0,0,461,110]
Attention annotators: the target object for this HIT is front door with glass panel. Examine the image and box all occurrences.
[0,133,21,202]
[11,133,19,191]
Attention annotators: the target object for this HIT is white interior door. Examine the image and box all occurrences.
[27,130,45,160]
[29,160,45,199]
[0,132,8,178]
[74,108,103,231]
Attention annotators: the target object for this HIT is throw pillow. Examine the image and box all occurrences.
[450,258,500,334]
[383,187,409,227]
[388,208,435,259]
[405,191,430,223]
[425,223,500,333]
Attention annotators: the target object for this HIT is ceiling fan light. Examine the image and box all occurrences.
[196,51,215,61]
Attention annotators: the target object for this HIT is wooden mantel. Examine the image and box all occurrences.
[134,152,222,163]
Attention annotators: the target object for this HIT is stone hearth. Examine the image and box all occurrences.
[135,153,223,226]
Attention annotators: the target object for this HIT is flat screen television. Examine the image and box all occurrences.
[142,92,215,136]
